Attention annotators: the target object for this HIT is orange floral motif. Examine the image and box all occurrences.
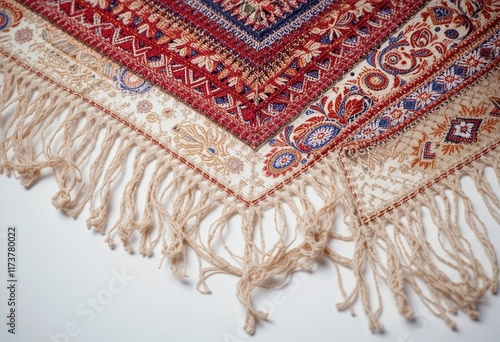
[431,117,451,139]
[427,104,497,158]
[441,143,465,155]
[482,118,499,133]
[458,104,488,118]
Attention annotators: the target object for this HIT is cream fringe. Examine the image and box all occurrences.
[1,58,499,335]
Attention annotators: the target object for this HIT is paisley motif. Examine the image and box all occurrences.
[368,33,421,76]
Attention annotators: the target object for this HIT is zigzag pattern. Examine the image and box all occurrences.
[24,0,427,147]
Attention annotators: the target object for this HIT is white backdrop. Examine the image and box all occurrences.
[1,166,499,342]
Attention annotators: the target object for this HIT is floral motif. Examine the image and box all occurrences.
[444,117,482,144]
[293,41,323,68]
[426,104,498,157]
[173,123,244,176]
[352,31,500,143]
[310,86,373,125]
[263,111,346,178]
[137,100,152,113]
[303,125,339,149]
[9,0,498,191]
[311,8,356,41]
[462,50,486,73]
[414,88,435,106]
[213,0,307,30]
[114,69,151,95]
[259,0,498,178]
[14,27,32,43]
[18,0,427,147]
[226,157,244,174]
[435,70,461,88]
[264,148,302,178]
[360,70,390,92]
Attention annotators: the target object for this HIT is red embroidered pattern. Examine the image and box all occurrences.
[20,0,427,147]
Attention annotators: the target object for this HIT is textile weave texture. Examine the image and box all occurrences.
[0,0,499,334]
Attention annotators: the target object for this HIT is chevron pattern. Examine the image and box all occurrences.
[22,0,427,147]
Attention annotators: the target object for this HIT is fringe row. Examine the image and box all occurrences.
[1,57,499,335]
[340,152,500,332]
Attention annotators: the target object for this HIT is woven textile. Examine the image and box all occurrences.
[0,0,499,334]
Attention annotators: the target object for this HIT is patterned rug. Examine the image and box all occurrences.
[0,0,499,334]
